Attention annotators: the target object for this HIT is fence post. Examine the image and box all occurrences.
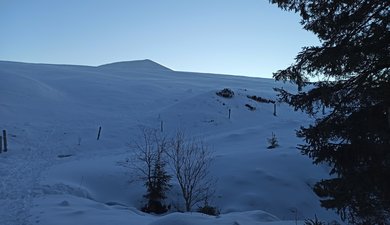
[2,130,7,152]
[97,126,102,140]
[273,103,277,116]
[160,121,164,133]
[0,136,2,153]
[228,109,231,119]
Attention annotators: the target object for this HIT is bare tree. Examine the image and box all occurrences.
[168,132,215,212]
[133,127,171,214]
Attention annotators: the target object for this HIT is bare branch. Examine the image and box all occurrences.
[167,132,215,211]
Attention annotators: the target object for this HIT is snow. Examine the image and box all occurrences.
[0,60,341,225]
[98,59,173,72]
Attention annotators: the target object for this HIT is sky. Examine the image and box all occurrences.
[0,0,319,78]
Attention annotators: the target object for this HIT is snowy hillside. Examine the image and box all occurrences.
[0,60,340,225]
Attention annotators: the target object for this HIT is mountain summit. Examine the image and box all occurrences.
[98,59,172,72]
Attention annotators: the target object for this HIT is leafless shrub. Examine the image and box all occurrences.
[168,132,215,212]
[216,88,234,98]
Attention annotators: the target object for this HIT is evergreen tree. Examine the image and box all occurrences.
[134,127,171,214]
[267,132,279,149]
[269,1,390,224]
[143,152,171,214]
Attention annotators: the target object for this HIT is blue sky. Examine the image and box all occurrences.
[0,0,319,78]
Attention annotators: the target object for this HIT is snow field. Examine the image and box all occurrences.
[0,60,341,225]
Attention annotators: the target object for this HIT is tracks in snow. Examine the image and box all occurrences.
[0,124,60,225]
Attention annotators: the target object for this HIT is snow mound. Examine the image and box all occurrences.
[149,211,295,225]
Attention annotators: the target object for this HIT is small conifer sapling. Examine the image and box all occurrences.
[267,132,279,149]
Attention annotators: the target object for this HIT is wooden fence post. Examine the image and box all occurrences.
[228,109,231,119]
[273,103,277,116]
[2,130,7,152]
[160,121,164,133]
[97,126,102,140]
[0,136,2,153]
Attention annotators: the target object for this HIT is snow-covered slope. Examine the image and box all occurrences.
[0,60,340,225]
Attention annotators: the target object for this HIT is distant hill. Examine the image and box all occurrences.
[98,59,173,72]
